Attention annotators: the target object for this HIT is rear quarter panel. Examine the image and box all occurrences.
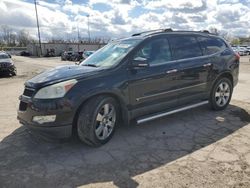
[208,48,239,91]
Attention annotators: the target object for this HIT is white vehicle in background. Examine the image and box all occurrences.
[232,47,238,52]
[246,46,250,55]
[232,46,248,56]
[239,47,248,56]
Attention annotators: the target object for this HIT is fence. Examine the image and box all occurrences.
[0,47,27,55]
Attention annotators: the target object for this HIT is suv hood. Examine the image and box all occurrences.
[25,65,102,88]
[0,58,12,63]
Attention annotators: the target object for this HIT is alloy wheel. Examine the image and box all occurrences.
[95,103,116,140]
[215,81,231,107]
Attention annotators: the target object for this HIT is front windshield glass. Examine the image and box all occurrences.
[80,39,141,67]
[0,54,9,59]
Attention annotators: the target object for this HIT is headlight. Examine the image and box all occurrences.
[34,79,77,99]
[9,60,14,65]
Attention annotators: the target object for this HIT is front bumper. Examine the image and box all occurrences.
[18,117,72,139]
[0,64,15,73]
[17,94,75,139]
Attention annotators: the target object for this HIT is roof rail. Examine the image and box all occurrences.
[132,28,173,37]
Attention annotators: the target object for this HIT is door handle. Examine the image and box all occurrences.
[166,69,178,74]
[203,63,212,67]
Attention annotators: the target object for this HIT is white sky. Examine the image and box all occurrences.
[0,0,250,40]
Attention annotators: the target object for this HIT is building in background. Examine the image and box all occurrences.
[27,42,106,56]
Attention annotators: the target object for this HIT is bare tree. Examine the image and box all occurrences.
[9,33,17,46]
[17,29,31,47]
[0,25,13,46]
[220,31,234,43]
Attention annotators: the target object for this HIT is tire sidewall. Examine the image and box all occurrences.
[210,77,233,110]
[78,96,119,146]
[12,67,17,76]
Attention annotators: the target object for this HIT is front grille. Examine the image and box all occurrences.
[19,101,28,111]
[0,63,9,68]
[23,87,35,97]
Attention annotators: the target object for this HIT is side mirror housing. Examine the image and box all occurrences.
[132,57,149,68]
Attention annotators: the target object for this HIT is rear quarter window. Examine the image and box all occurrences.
[197,36,227,55]
[168,36,202,60]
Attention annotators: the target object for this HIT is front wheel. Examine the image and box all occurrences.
[77,96,119,146]
[12,67,17,76]
[209,77,233,110]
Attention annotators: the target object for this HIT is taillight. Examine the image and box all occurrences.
[235,53,240,61]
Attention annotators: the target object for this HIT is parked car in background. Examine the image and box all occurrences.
[82,50,95,60]
[231,47,238,53]
[0,52,16,76]
[17,29,239,146]
[246,46,250,55]
[71,51,84,61]
[20,51,31,56]
[75,51,95,65]
[238,47,248,56]
[61,51,73,61]
[44,49,55,57]
[232,46,248,56]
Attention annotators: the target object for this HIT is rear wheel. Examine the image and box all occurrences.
[209,77,233,110]
[77,96,119,146]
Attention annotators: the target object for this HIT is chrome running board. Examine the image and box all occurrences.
[137,100,209,124]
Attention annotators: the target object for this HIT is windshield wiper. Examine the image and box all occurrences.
[82,64,99,67]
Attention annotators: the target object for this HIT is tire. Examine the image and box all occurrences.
[11,67,17,76]
[77,96,119,146]
[209,77,233,110]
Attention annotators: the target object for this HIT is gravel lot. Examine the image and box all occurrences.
[0,56,250,188]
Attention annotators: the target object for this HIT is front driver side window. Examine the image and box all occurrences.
[134,38,171,65]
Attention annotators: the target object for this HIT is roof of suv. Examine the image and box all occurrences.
[127,28,217,40]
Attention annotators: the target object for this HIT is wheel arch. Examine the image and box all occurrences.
[72,91,129,134]
[212,71,234,89]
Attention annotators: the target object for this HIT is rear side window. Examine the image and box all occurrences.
[169,36,202,60]
[197,36,227,55]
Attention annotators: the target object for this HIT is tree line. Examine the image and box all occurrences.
[209,27,250,45]
[0,25,110,47]
[0,25,34,47]
[1,25,249,47]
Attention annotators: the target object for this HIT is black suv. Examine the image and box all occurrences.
[18,29,239,146]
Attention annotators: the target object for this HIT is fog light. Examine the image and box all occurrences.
[33,115,56,124]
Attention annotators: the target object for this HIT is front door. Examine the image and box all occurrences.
[127,37,181,118]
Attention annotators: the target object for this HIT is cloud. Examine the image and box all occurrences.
[144,0,207,12]
[0,0,249,40]
[111,11,127,25]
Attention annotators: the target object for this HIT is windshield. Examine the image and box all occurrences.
[80,39,141,67]
[0,54,9,59]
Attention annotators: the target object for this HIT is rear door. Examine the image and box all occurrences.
[168,35,209,105]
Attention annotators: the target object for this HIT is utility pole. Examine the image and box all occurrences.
[87,14,90,43]
[34,0,42,56]
[77,25,80,52]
